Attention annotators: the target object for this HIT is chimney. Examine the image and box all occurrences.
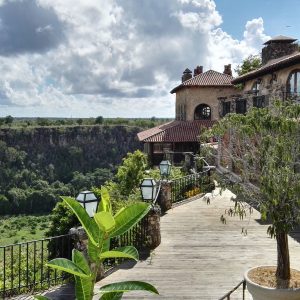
[223,64,232,76]
[262,36,298,65]
[181,68,192,82]
[193,65,203,77]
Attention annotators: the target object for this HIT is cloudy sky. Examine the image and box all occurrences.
[0,0,299,118]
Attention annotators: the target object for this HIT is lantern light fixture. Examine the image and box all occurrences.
[159,160,172,178]
[140,178,157,202]
[76,190,99,217]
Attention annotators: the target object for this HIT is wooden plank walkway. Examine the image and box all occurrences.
[93,188,300,300]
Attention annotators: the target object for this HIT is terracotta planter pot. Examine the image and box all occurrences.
[245,266,300,300]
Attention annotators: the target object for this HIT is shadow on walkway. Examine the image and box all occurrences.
[42,283,75,300]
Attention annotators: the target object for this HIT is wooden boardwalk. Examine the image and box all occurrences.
[93,189,300,300]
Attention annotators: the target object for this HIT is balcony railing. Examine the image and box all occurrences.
[283,92,300,102]
[171,170,212,204]
[0,234,74,298]
[219,280,246,300]
[0,216,150,298]
[253,95,267,108]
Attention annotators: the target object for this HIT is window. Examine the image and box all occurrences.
[287,70,300,94]
[252,80,261,94]
[253,96,266,108]
[286,70,300,102]
[153,143,172,153]
[194,104,211,120]
[236,99,247,114]
[222,102,231,116]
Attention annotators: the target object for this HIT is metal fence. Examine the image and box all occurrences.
[171,170,212,204]
[219,280,246,300]
[0,216,150,298]
[105,217,149,270]
[0,233,73,298]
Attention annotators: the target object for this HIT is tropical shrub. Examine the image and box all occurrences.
[35,187,158,299]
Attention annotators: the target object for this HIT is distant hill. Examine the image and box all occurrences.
[0,125,143,215]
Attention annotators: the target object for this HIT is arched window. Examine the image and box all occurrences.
[287,70,300,95]
[252,79,261,94]
[194,104,211,120]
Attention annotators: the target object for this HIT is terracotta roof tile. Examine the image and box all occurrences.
[137,120,215,143]
[170,70,234,94]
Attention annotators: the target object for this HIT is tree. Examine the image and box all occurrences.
[95,116,104,124]
[46,201,79,237]
[235,55,261,76]
[36,118,50,126]
[207,102,300,280]
[4,115,14,125]
[116,150,148,196]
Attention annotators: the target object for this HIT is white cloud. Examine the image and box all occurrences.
[243,17,270,49]
[206,17,270,73]
[0,0,270,117]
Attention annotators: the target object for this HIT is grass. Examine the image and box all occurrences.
[0,215,51,246]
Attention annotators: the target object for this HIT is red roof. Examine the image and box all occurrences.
[137,120,215,143]
[170,70,234,94]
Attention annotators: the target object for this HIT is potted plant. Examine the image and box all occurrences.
[205,102,300,299]
[35,187,159,300]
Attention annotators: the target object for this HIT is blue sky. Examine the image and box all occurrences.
[0,0,299,118]
[216,0,299,40]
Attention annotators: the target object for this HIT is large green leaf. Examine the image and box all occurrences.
[100,246,139,261]
[88,238,101,263]
[74,274,94,300]
[100,292,123,300]
[98,187,112,214]
[110,203,150,238]
[99,281,159,295]
[94,211,116,233]
[62,196,101,246]
[46,258,91,278]
[34,297,50,300]
[102,238,110,253]
[72,249,91,276]
[73,250,93,300]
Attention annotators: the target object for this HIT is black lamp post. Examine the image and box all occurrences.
[140,178,157,202]
[159,160,172,179]
[76,190,99,217]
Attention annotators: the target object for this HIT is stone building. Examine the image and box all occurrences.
[138,35,300,166]
[138,65,238,165]
[171,65,237,121]
[221,35,300,115]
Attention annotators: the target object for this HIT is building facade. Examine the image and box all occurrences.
[138,35,300,166]
[138,65,238,165]
[221,35,300,116]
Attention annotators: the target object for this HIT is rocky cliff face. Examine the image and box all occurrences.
[0,125,143,181]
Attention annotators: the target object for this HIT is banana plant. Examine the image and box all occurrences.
[35,187,158,300]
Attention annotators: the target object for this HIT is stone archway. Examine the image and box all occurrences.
[194,103,211,120]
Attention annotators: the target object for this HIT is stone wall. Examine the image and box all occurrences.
[175,86,238,121]
[241,62,300,105]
